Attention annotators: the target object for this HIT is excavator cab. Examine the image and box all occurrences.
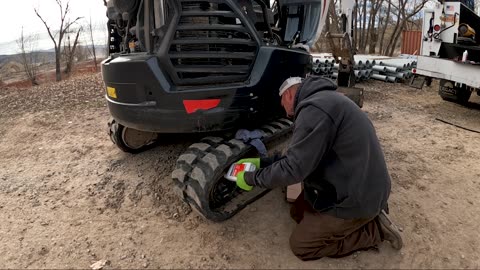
[102,0,358,221]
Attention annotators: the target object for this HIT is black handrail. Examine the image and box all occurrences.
[253,0,274,41]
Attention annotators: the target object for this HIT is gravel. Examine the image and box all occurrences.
[0,73,105,118]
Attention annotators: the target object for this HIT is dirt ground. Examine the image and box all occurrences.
[0,73,479,269]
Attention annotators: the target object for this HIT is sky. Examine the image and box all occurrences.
[1,0,478,55]
[0,0,108,54]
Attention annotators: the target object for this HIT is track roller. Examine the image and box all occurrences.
[108,118,159,154]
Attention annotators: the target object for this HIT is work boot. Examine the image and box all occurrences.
[378,210,403,250]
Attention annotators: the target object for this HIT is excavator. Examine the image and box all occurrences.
[102,0,359,221]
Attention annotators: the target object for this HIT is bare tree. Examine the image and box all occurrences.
[384,0,428,56]
[366,0,384,54]
[360,0,368,50]
[351,0,387,53]
[378,0,392,54]
[63,27,83,75]
[75,43,89,62]
[353,0,359,48]
[315,0,431,55]
[87,15,98,72]
[348,0,430,55]
[16,27,39,86]
[34,0,82,81]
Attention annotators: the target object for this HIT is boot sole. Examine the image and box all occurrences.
[379,210,403,250]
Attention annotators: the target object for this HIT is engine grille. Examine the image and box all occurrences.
[169,1,258,86]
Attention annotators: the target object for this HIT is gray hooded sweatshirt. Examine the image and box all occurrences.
[244,76,391,219]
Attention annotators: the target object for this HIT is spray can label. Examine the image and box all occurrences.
[225,162,257,182]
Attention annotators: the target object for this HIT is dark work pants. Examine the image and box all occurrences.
[289,191,383,261]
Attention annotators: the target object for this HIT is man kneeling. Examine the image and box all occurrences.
[235,76,403,261]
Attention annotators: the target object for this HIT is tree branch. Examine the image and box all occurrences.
[34,8,58,49]
[406,0,429,20]
[59,1,70,42]
[56,0,64,20]
[63,17,83,34]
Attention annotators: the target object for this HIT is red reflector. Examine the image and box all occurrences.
[413,68,417,73]
[434,25,441,32]
[183,99,221,114]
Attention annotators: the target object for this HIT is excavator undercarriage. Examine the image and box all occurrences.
[102,0,360,221]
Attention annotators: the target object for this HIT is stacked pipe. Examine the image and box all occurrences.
[370,58,417,83]
[351,56,374,82]
[312,56,374,82]
[312,57,336,77]
[311,54,417,84]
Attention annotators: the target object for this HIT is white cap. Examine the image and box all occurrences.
[279,77,303,96]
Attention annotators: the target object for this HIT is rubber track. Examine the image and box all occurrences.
[172,118,294,222]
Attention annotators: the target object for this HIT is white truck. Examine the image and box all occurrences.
[413,0,480,104]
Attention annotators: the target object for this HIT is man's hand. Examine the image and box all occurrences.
[236,158,261,168]
[236,171,253,191]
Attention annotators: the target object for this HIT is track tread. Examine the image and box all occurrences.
[201,137,224,146]
[172,120,294,222]
[189,143,212,152]
[172,169,188,184]
[177,153,197,165]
